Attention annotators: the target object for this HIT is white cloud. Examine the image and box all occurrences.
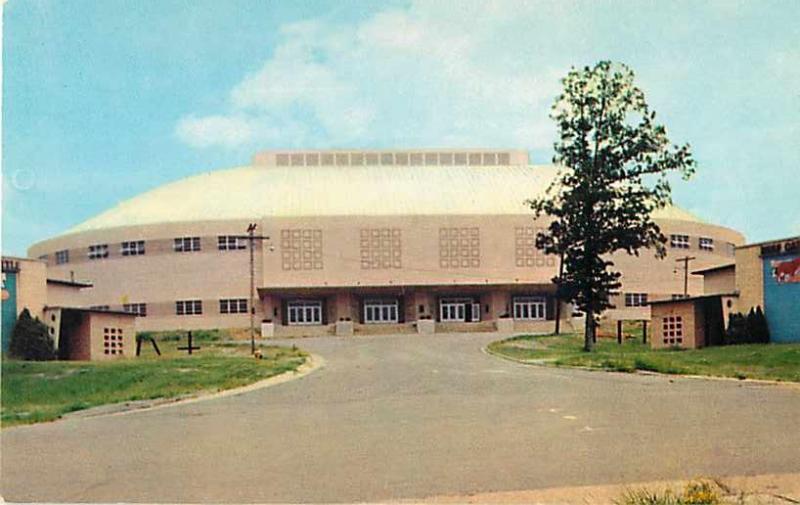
[176,115,258,148]
[175,1,561,151]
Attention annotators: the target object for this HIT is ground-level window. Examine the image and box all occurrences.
[176,300,202,315]
[662,315,684,345]
[123,303,147,317]
[363,299,399,324]
[699,237,714,251]
[287,300,323,325]
[513,296,546,320]
[624,293,649,307]
[220,298,248,314]
[103,327,124,355]
[439,298,480,322]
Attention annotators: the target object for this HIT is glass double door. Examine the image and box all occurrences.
[439,298,480,322]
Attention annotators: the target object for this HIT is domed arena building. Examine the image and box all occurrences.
[29,149,744,336]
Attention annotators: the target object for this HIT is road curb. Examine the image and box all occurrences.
[6,353,325,430]
[482,344,800,390]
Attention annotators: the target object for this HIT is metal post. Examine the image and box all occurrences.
[676,255,696,297]
[642,320,648,344]
[554,250,565,335]
[248,223,257,355]
[617,320,622,344]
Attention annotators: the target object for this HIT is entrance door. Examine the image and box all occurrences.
[439,298,475,322]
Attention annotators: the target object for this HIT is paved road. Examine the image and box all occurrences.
[2,333,799,503]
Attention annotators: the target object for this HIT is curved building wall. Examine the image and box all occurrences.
[29,214,743,332]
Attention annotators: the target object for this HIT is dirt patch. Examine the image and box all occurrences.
[414,473,800,504]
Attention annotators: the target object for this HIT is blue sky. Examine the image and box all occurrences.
[3,0,799,256]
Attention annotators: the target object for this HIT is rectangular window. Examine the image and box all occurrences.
[220,298,248,314]
[174,236,201,252]
[218,235,247,251]
[176,300,203,316]
[699,237,714,251]
[662,315,684,345]
[624,293,649,307]
[671,294,689,300]
[513,296,546,320]
[55,250,69,265]
[88,244,109,260]
[287,300,323,325]
[363,299,399,324]
[121,240,145,256]
[670,234,690,249]
[122,303,147,317]
[439,298,476,322]
[89,305,110,311]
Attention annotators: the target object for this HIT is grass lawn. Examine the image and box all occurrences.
[487,332,800,382]
[1,330,307,427]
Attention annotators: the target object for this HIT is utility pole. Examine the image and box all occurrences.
[675,256,697,297]
[241,224,270,356]
[554,250,565,335]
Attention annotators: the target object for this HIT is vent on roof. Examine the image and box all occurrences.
[254,150,528,167]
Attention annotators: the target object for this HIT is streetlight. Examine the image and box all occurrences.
[239,223,270,355]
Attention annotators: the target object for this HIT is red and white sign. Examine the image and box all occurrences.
[772,255,800,284]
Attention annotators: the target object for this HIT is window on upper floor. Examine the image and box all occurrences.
[219,298,248,314]
[176,300,203,316]
[217,235,247,251]
[699,237,714,251]
[670,234,690,249]
[624,293,649,307]
[55,250,69,264]
[88,244,109,260]
[123,303,147,317]
[121,240,145,256]
[174,236,201,252]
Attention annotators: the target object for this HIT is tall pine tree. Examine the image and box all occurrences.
[530,61,696,351]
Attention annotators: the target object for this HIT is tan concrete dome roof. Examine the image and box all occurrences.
[67,164,704,234]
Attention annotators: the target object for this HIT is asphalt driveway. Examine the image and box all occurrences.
[2,332,799,503]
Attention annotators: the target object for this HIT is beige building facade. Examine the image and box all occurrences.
[28,149,744,336]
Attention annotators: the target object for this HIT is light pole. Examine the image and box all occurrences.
[241,223,270,355]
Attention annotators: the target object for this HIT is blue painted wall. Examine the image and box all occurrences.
[2,272,19,352]
[763,252,800,343]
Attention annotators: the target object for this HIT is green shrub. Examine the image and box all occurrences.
[725,307,770,345]
[9,308,56,361]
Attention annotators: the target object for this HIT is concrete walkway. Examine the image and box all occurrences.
[2,332,799,503]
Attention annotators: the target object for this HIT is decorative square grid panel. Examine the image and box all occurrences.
[360,229,402,269]
[281,229,323,271]
[103,327,124,356]
[439,227,480,268]
[514,227,556,268]
[662,315,684,345]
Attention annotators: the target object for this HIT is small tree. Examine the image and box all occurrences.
[9,308,56,360]
[530,61,696,351]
